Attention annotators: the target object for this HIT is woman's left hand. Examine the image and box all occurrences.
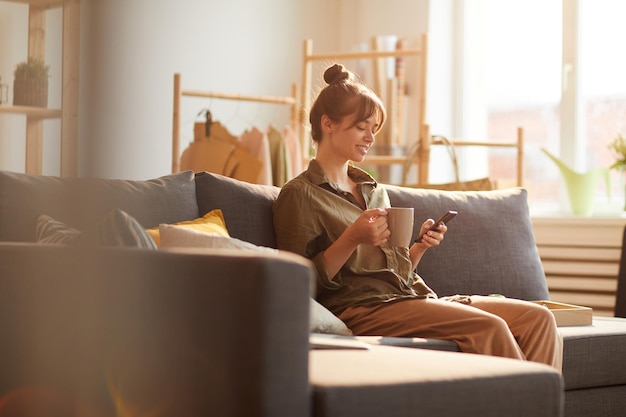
[416,219,447,248]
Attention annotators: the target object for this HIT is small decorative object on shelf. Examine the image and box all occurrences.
[608,133,626,211]
[13,58,49,108]
[0,76,8,105]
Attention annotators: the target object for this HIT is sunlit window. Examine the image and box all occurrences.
[580,0,626,210]
[478,0,626,214]
[482,0,561,210]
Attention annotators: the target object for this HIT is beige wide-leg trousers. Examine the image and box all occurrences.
[339,295,563,370]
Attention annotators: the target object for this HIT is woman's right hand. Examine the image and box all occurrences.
[345,208,390,247]
[322,208,390,279]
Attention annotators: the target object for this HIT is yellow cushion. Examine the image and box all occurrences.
[146,209,229,247]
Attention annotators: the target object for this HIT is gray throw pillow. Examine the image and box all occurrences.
[36,214,81,244]
[310,298,353,336]
[194,171,280,248]
[81,208,157,249]
[36,209,157,249]
[384,185,549,301]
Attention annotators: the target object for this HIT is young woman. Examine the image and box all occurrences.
[272,64,562,369]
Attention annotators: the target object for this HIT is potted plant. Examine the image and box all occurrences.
[608,133,626,171]
[608,133,626,211]
[13,58,49,107]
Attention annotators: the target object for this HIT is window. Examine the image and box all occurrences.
[580,0,626,204]
[472,0,626,214]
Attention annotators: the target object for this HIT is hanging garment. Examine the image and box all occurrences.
[240,127,273,185]
[229,145,263,183]
[282,125,303,179]
[180,120,262,183]
[180,122,234,175]
[267,125,289,187]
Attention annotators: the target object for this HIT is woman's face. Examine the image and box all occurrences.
[324,112,379,163]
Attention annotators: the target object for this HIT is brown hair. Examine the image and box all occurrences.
[309,64,386,143]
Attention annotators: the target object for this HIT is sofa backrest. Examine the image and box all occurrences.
[1,168,548,301]
[196,172,548,301]
[0,170,199,242]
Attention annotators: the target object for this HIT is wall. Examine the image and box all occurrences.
[0,0,443,180]
[0,0,340,179]
[80,0,339,180]
[337,0,431,155]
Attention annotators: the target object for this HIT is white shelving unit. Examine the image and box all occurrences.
[0,0,80,176]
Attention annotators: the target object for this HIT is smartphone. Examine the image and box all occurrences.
[415,210,458,243]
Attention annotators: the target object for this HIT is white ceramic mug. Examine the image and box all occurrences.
[386,207,414,247]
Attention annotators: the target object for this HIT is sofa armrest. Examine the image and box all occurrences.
[0,243,313,417]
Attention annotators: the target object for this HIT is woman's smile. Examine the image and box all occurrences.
[356,144,370,155]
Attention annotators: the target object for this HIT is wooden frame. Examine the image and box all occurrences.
[300,34,524,188]
[0,0,80,176]
[171,73,299,174]
[300,34,429,178]
[418,124,525,188]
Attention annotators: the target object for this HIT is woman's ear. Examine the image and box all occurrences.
[321,114,334,133]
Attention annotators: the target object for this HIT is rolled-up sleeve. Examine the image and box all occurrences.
[273,183,341,291]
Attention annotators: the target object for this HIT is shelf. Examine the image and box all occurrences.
[1,0,80,176]
[0,105,62,119]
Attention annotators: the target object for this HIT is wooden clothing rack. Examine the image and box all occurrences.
[416,124,525,188]
[300,35,524,188]
[300,34,429,181]
[171,72,299,173]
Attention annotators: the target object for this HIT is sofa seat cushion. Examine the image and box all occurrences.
[0,170,198,242]
[343,316,626,394]
[310,344,563,417]
[384,185,549,301]
[559,317,626,390]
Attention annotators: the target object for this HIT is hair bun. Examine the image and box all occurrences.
[324,64,351,85]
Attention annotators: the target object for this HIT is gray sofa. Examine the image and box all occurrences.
[0,169,621,417]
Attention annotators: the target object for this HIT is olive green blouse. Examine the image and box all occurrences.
[272,159,436,316]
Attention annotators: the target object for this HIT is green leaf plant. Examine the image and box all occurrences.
[608,133,626,171]
[13,58,50,81]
